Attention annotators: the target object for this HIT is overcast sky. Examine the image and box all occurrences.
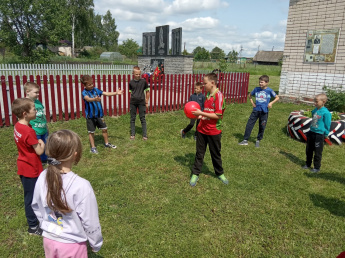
[93,0,290,57]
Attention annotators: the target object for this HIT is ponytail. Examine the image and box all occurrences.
[46,165,72,214]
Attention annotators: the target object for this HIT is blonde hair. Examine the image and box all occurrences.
[11,98,34,119]
[45,130,82,214]
[316,93,327,102]
[24,82,40,93]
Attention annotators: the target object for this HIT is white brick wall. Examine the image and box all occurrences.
[138,56,193,75]
[280,0,345,98]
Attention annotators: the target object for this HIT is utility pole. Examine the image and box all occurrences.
[272,46,274,51]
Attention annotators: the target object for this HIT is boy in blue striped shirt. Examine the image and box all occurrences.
[81,75,123,154]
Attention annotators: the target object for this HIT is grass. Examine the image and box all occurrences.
[1,101,345,257]
[194,62,282,76]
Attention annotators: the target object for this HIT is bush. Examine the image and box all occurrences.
[323,86,345,113]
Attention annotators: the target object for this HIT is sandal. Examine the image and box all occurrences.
[130,135,135,140]
[143,137,148,141]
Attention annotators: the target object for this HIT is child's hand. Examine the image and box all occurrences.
[268,103,273,108]
[192,108,202,116]
[94,96,102,102]
[117,89,124,95]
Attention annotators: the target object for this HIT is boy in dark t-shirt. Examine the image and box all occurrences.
[129,66,150,140]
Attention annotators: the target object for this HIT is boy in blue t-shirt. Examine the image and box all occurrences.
[238,75,279,147]
[302,93,331,173]
[180,82,205,140]
[81,75,123,154]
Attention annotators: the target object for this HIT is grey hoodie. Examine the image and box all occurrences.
[32,169,103,252]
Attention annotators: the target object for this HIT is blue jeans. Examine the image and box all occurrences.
[20,176,39,227]
[243,111,268,141]
[37,132,48,162]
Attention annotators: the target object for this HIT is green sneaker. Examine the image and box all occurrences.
[189,175,199,187]
[218,174,229,185]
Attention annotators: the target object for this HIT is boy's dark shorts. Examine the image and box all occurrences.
[87,117,107,133]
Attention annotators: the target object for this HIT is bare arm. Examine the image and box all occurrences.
[103,89,124,96]
[268,95,279,108]
[33,139,45,155]
[145,90,150,108]
[192,109,221,120]
[249,96,256,108]
[84,95,102,102]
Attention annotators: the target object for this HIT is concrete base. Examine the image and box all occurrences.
[138,55,193,74]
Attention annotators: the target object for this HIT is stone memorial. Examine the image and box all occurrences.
[171,28,182,56]
[139,25,193,75]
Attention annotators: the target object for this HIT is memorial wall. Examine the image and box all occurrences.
[280,0,345,99]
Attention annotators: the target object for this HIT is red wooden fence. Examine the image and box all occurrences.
[0,72,249,127]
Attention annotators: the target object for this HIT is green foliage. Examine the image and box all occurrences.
[210,46,225,60]
[194,47,210,61]
[88,46,107,59]
[182,49,190,55]
[101,10,119,51]
[218,59,228,71]
[323,86,345,113]
[118,39,139,58]
[227,50,239,63]
[22,49,52,64]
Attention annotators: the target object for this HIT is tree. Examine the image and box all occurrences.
[102,10,119,51]
[227,50,238,63]
[66,0,94,57]
[0,0,70,62]
[182,49,190,55]
[118,39,139,58]
[210,46,225,60]
[194,47,210,61]
[192,46,203,56]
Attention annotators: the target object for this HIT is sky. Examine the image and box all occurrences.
[93,0,290,57]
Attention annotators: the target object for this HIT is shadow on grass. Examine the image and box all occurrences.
[279,150,304,166]
[88,251,104,258]
[305,172,345,186]
[173,152,217,178]
[310,194,345,217]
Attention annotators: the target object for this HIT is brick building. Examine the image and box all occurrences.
[279,0,345,100]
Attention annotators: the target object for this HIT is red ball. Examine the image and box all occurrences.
[184,101,200,119]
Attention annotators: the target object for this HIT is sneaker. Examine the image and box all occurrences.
[28,225,43,236]
[189,175,199,187]
[255,140,260,148]
[238,140,248,146]
[180,129,186,139]
[104,143,117,149]
[310,168,320,173]
[194,135,197,141]
[90,147,98,154]
[301,165,310,169]
[218,174,229,185]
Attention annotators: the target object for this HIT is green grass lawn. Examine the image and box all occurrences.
[1,101,345,257]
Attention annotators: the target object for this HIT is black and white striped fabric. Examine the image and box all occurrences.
[287,111,345,145]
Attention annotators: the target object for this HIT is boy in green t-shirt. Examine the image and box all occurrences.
[24,82,48,164]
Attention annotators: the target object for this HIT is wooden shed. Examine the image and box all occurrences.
[253,51,283,65]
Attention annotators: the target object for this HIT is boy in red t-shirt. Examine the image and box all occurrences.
[12,98,45,235]
[189,73,228,187]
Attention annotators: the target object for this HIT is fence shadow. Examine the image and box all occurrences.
[309,193,345,217]
[173,152,216,178]
[279,150,304,166]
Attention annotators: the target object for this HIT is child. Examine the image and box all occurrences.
[12,98,45,235]
[129,66,150,140]
[189,73,228,187]
[81,75,123,154]
[24,82,49,164]
[180,82,205,140]
[238,75,279,147]
[32,130,103,255]
[302,93,331,173]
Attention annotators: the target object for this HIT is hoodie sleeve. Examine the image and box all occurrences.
[324,110,332,136]
[76,184,103,252]
[31,174,44,224]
